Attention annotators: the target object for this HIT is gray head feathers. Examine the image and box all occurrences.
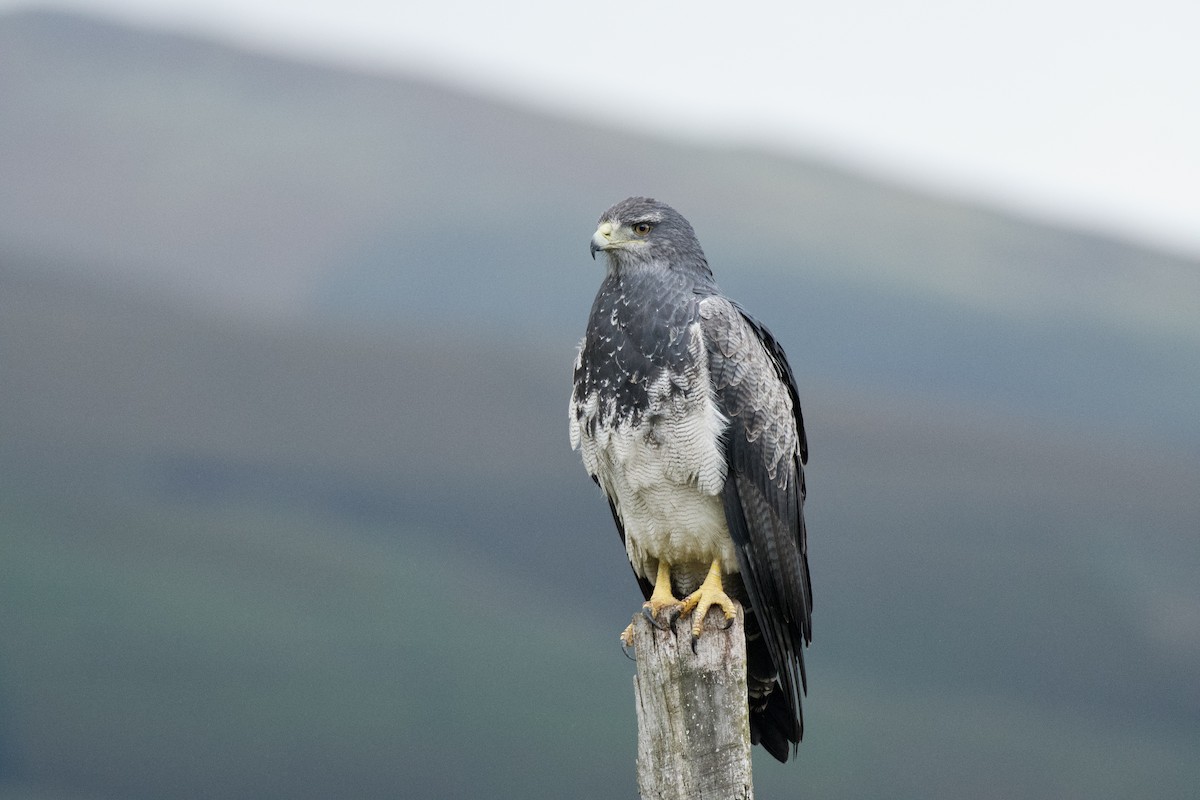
[591,196,712,279]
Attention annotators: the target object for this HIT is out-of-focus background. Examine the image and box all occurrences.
[1,3,1198,799]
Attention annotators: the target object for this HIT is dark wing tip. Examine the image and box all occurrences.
[750,690,802,762]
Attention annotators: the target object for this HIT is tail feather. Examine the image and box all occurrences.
[745,608,801,763]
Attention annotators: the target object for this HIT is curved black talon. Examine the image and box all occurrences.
[666,606,682,633]
[643,606,670,631]
[621,639,636,660]
[690,632,700,654]
[721,614,735,630]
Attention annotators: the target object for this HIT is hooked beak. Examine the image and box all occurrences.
[590,221,615,260]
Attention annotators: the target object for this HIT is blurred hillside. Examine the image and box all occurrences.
[1,9,1198,800]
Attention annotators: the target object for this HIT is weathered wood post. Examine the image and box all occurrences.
[631,604,753,800]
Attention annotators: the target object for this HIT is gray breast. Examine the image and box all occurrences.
[570,269,700,431]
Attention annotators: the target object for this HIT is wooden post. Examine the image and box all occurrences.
[631,604,753,800]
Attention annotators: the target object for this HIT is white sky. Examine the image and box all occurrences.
[6,0,1200,257]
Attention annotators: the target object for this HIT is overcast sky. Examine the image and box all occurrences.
[6,0,1199,257]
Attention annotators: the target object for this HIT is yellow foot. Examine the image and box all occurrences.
[640,559,684,632]
[679,559,737,650]
[620,599,684,647]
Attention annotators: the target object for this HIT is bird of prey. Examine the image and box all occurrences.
[570,197,813,762]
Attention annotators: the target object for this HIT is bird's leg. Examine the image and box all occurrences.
[620,560,683,646]
[679,558,738,650]
[642,559,685,630]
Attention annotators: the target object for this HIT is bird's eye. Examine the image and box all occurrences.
[633,222,653,236]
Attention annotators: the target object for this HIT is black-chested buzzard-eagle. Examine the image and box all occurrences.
[569,196,813,763]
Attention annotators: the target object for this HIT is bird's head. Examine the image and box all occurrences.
[590,197,710,276]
